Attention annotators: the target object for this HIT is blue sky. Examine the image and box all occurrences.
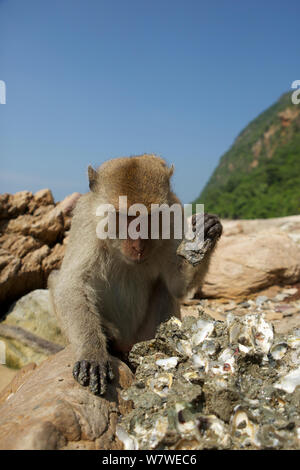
[0,0,299,203]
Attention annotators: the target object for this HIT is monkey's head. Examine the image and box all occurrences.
[88,154,178,264]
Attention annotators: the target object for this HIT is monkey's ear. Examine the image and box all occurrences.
[168,164,174,178]
[88,165,98,191]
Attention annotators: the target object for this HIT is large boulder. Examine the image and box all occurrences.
[0,289,67,368]
[0,346,133,450]
[0,190,81,306]
[201,229,300,299]
[222,215,300,241]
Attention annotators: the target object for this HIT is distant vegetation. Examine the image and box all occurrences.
[194,92,300,219]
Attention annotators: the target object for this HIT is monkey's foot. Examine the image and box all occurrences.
[177,213,223,266]
[73,359,114,396]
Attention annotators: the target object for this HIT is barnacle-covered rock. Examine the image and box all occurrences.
[119,311,300,450]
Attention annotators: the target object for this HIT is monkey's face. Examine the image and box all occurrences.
[115,214,163,264]
[120,237,151,264]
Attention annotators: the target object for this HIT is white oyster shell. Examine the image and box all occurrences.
[231,407,260,447]
[191,353,209,372]
[270,342,288,360]
[192,319,215,346]
[211,348,235,375]
[148,372,173,397]
[274,367,300,393]
[156,356,178,370]
[134,416,169,449]
[116,425,139,450]
[227,313,274,355]
[176,339,193,357]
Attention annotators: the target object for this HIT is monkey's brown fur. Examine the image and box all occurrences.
[49,154,222,395]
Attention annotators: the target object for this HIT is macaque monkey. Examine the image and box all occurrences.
[49,154,222,396]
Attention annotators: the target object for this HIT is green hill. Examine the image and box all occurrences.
[194,91,300,219]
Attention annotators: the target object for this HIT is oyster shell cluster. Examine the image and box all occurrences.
[117,311,300,450]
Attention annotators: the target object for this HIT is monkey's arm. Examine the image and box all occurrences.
[49,263,114,396]
[178,213,222,293]
[49,195,115,396]
[162,213,222,300]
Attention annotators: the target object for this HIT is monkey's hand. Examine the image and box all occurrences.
[177,213,223,266]
[193,212,223,246]
[72,358,114,396]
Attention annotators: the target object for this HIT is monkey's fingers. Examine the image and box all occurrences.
[89,361,112,396]
[73,361,80,380]
[192,213,216,234]
[191,213,201,226]
[73,360,112,396]
[204,215,219,235]
[99,365,108,395]
[73,360,90,386]
[207,221,223,240]
[89,362,102,395]
[196,213,222,240]
[177,213,222,266]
